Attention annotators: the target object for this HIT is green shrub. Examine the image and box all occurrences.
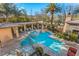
[55,33,64,39]
[55,32,78,42]
[69,32,78,42]
[62,32,70,40]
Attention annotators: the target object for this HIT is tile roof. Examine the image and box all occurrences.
[66,20,79,25]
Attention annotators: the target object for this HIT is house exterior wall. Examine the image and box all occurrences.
[0,28,13,43]
[63,14,72,32]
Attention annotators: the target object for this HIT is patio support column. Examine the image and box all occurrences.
[38,24,40,29]
[36,24,38,29]
[45,23,47,29]
[14,27,19,38]
[31,24,33,30]
[24,25,27,32]
[41,23,44,31]
[37,23,39,29]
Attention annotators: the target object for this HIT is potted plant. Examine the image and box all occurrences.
[35,47,44,56]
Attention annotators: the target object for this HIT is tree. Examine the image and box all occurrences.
[73,5,79,18]
[55,14,63,26]
[11,5,23,22]
[0,3,30,23]
[0,3,15,22]
[20,9,31,22]
[45,3,61,25]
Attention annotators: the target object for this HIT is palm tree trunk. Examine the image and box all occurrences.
[51,13,54,25]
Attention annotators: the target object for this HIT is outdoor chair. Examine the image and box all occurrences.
[67,47,77,56]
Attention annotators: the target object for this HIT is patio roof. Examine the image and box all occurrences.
[0,21,43,28]
[66,20,79,25]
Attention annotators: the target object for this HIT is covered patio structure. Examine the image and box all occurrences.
[0,21,44,44]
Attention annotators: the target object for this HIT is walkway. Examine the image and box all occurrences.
[0,39,21,56]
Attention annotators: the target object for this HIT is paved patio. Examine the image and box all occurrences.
[0,39,21,56]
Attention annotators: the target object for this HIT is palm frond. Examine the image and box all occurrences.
[45,3,61,14]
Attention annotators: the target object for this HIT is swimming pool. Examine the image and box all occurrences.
[20,31,65,55]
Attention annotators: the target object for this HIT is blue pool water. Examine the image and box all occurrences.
[20,31,64,55]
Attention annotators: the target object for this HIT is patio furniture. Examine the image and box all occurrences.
[67,47,77,56]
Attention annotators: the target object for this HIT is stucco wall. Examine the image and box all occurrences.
[63,15,71,32]
[0,28,13,43]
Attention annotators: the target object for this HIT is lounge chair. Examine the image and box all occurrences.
[67,47,77,56]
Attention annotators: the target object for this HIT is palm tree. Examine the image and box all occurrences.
[45,3,61,26]
[0,3,24,22]
[0,3,17,22]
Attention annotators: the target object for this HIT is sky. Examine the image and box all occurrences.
[16,3,79,15]
[16,3,49,15]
